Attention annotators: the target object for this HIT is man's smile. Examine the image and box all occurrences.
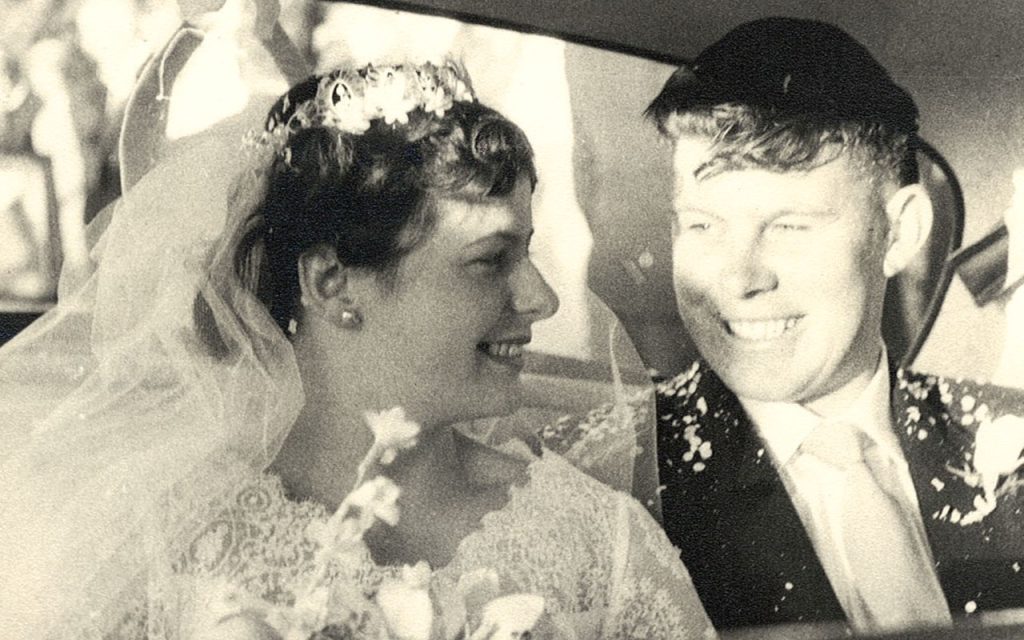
[722,316,803,341]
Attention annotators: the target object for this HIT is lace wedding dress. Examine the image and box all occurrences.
[137,448,714,640]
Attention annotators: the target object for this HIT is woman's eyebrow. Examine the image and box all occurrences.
[465,228,534,247]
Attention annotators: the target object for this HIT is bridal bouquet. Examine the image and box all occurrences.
[193,408,548,640]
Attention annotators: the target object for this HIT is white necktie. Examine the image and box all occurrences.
[799,421,951,632]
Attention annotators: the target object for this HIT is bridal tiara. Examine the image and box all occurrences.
[250,61,476,155]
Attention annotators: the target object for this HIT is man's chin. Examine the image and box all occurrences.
[712,361,808,405]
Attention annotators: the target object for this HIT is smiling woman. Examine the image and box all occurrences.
[0,9,715,632]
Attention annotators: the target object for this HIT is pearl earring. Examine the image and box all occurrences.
[339,309,363,328]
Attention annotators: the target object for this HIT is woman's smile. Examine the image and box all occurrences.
[477,336,530,371]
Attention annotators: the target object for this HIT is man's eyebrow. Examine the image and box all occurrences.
[771,207,838,218]
[674,206,722,219]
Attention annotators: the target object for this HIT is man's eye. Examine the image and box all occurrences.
[683,220,713,232]
[771,222,809,232]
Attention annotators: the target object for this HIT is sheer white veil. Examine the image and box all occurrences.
[0,4,662,634]
[0,5,309,635]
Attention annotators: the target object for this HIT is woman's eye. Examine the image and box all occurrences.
[472,252,509,270]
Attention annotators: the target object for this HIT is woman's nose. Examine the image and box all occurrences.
[512,260,560,320]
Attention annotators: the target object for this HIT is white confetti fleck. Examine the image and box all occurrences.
[696,396,708,415]
[1013,562,1021,573]
[917,429,929,441]
[756,448,765,458]
[784,582,793,591]
[976,403,992,422]
[693,462,706,472]
[961,396,976,412]
[930,478,945,491]
[682,451,694,462]
[964,600,977,613]
[698,441,713,460]
[951,509,962,524]
[961,414,975,426]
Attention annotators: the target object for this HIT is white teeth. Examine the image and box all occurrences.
[485,342,524,358]
[727,317,798,340]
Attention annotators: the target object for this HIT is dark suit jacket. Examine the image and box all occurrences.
[654,361,1024,629]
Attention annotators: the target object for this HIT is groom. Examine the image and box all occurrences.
[645,17,1024,633]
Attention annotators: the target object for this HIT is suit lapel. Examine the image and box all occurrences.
[659,363,1024,625]
[895,369,1024,613]
[656,362,844,628]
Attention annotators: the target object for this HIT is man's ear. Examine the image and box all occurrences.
[297,244,360,326]
[882,183,934,278]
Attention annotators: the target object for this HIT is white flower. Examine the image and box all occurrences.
[191,577,277,639]
[321,77,372,134]
[365,407,421,465]
[345,476,402,527]
[421,86,453,117]
[196,615,282,640]
[972,414,1024,497]
[457,568,502,619]
[470,594,546,640]
[363,67,418,125]
[377,567,434,640]
[400,561,433,589]
[267,587,331,640]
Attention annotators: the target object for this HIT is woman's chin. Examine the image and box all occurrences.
[460,381,525,424]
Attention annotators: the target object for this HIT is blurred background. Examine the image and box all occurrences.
[0,0,1019,381]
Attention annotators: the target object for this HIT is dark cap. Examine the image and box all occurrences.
[647,17,918,136]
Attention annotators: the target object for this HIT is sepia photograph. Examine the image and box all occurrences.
[1,1,1022,638]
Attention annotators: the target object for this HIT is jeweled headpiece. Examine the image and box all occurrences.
[256,60,475,154]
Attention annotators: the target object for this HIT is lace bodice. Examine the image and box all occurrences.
[163,450,713,639]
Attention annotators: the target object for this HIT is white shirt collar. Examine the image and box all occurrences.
[740,347,900,466]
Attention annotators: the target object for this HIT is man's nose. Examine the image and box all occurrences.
[721,236,779,299]
[512,261,560,320]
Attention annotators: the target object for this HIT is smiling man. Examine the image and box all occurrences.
[645,17,1024,634]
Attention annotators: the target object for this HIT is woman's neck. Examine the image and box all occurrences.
[268,397,370,509]
[269,387,465,512]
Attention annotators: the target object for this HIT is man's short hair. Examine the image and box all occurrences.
[646,17,920,186]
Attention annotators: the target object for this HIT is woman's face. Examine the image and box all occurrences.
[358,177,559,426]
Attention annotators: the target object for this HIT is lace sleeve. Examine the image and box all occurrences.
[603,495,717,640]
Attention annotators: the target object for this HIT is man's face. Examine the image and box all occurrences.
[670,136,890,413]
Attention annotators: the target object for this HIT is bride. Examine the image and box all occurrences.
[0,44,714,640]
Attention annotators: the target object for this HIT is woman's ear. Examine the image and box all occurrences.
[297,245,363,328]
[882,183,934,278]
